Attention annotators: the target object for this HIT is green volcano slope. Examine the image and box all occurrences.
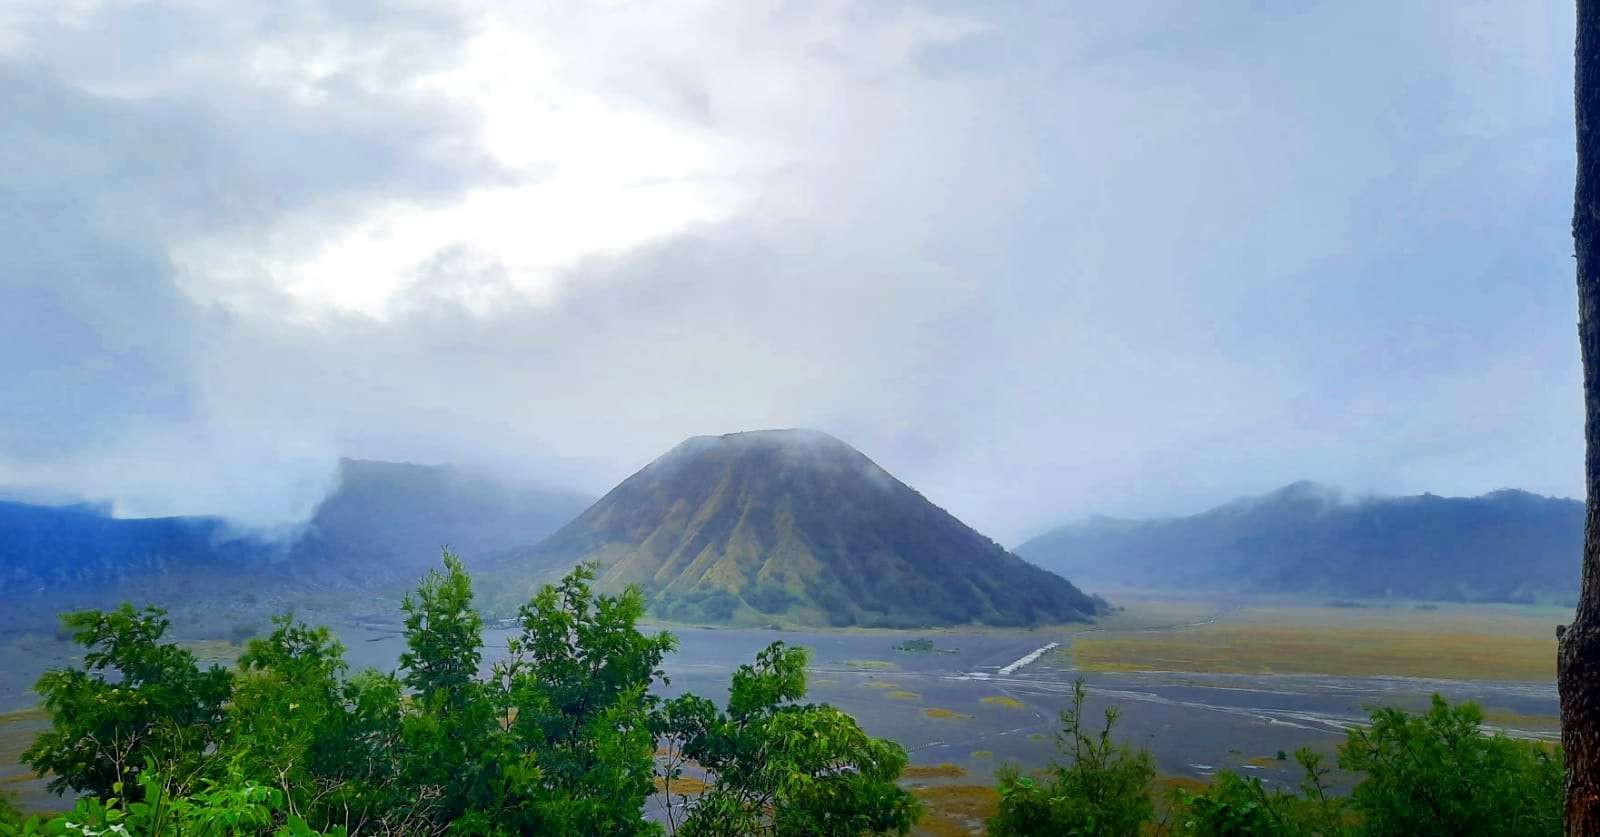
[498,429,1104,627]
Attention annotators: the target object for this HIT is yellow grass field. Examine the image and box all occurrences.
[0,708,50,812]
[1069,599,1562,682]
[1482,707,1562,731]
[0,708,46,767]
[902,763,968,779]
[652,775,710,795]
[908,784,998,837]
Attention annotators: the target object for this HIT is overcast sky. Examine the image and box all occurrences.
[0,0,1580,544]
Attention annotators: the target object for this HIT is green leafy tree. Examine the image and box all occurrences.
[22,604,233,800]
[477,561,677,834]
[400,550,484,709]
[393,551,500,831]
[226,616,410,833]
[659,641,920,836]
[989,677,1155,837]
[1339,695,1562,837]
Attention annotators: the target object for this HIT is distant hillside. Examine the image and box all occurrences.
[1,459,593,595]
[1015,481,1581,604]
[287,459,593,586]
[0,501,275,592]
[496,429,1105,627]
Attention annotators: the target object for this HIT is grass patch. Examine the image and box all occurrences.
[980,695,1024,709]
[812,678,836,686]
[1027,733,1048,742]
[0,708,48,766]
[653,775,710,795]
[864,681,897,689]
[903,763,968,780]
[1155,775,1211,794]
[885,690,920,701]
[844,659,898,671]
[908,784,998,837]
[1245,756,1279,767]
[969,751,993,760]
[1482,708,1562,731]
[1154,774,1213,813]
[1079,597,1226,633]
[921,708,970,720]
[1071,623,1555,681]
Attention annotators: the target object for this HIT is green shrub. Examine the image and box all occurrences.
[989,677,1155,837]
[1339,695,1561,836]
[1169,749,1346,836]
[658,642,920,836]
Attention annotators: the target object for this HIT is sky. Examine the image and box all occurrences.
[0,0,1581,545]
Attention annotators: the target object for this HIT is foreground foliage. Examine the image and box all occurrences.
[658,643,920,835]
[2,554,1568,836]
[1337,696,1561,836]
[989,679,1154,837]
[6,553,913,836]
[989,678,1562,836]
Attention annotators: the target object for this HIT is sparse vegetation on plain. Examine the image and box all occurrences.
[1067,599,1559,681]
[651,775,709,795]
[902,763,968,780]
[1482,708,1563,731]
[908,784,998,837]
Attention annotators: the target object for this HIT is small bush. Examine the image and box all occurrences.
[989,678,1154,837]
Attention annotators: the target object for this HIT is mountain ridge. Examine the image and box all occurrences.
[1015,482,1580,603]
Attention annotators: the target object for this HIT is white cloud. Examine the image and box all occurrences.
[0,0,1582,543]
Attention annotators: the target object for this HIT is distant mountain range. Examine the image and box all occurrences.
[1,459,593,595]
[1015,481,1581,604]
[495,429,1105,628]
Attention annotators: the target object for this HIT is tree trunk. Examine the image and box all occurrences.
[1564,1,1600,833]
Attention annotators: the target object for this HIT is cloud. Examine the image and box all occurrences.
[0,0,1581,543]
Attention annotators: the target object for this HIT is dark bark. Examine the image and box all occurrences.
[1565,1,1600,833]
